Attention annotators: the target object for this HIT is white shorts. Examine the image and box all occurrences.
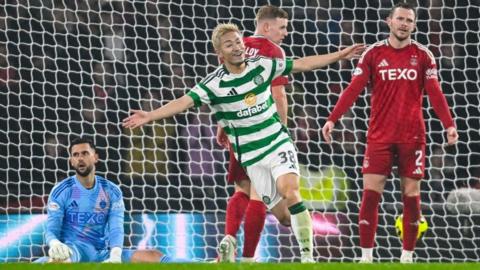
[245,142,300,210]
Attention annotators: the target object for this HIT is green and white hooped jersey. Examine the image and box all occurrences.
[187,57,294,167]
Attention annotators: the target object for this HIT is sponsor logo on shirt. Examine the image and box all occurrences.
[253,75,264,85]
[111,201,124,210]
[66,212,107,225]
[69,200,79,209]
[227,88,238,96]
[377,59,389,67]
[425,68,438,79]
[379,68,417,81]
[410,55,418,66]
[412,167,423,175]
[237,99,268,118]
[48,202,60,211]
[99,200,107,209]
[262,196,271,204]
[353,67,363,76]
[244,93,257,106]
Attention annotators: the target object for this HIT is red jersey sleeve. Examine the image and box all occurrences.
[244,36,289,87]
[268,44,289,87]
[327,49,372,123]
[422,51,455,128]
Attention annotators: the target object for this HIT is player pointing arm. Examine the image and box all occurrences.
[122,45,363,129]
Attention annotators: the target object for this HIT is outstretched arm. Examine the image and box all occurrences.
[123,95,194,129]
[291,44,365,73]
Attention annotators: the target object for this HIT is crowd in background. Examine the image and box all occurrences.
[0,0,478,213]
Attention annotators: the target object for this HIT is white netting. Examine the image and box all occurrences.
[0,0,479,263]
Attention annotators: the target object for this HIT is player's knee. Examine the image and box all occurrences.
[401,177,421,196]
[281,188,301,205]
[403,188,420,197]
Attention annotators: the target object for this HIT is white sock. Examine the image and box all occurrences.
[362,247,373,258]
[241,257,255,263]
[290,206,313,257]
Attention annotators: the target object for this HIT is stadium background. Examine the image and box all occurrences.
[0,0,479,262]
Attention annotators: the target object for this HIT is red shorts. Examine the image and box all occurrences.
[227,144,249,184]
[362,143,426,179]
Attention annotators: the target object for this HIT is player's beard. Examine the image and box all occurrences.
[392,29,411,42]
[75,164,94,177]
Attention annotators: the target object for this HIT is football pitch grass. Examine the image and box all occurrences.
[2,263,479,270]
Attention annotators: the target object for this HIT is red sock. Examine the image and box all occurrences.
[359,189,382,248]
[402,195,420,251]
[242,200,266,258]
[225,191,249,237]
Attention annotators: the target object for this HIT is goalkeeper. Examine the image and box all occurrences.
[35,137,181,263]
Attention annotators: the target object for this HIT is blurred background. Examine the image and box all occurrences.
[0,0,479,262]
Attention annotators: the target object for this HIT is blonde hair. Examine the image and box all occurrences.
[211,23,241,51]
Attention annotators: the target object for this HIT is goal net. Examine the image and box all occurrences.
[0,0,479,263]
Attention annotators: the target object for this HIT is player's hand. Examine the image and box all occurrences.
[122,110,151,129]
[338,44,366,60]
[48,239,72,262]
[103,247,122,263]
[322,121,335,144]
[216,125,230,149]
[446,126,458,145]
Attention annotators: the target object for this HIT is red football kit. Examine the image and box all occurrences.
[328,39,454,178]
[227,35,289,183]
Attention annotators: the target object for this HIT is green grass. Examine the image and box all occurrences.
[1,263,479,270]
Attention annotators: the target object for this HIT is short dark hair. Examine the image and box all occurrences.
[389,2,416,19]
[256,5,288,21]
[69,137,96,153]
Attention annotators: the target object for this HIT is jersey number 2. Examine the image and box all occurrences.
[415,150,423,166]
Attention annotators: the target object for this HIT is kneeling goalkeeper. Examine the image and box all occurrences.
[35,137,182,263]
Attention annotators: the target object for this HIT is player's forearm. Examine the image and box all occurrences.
[291,51,342,73]
[46,213,64,244]
[108,229,124,248]
[108,200,125,248]
[108,220,124,248]
[271,85,288,125]
[425,80,455,128]
[147,95,194,122]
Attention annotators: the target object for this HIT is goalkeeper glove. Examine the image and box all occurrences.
[103,247,122,263]
[48,239,72,262]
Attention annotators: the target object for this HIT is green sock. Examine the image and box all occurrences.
[289,202,313,257]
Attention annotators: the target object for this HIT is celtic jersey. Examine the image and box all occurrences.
[187,57,293,167]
